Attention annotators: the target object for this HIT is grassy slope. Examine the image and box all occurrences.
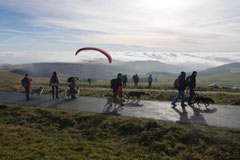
[198,72,240,86]
[0,70,23,83]
[0,104,240,160]
[0,70,49,84]
[1,70,240,105]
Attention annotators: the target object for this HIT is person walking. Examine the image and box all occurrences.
[87,78,92,85]
[148,74,153,88]
[186,71,197,105]
[49,72,59,99]
[21,74,32,101]
[171,71,187,108]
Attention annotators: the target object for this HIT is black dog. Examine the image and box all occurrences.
[126,91,146,102]
[193,94,215,107]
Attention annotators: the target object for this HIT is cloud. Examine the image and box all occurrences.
[0,0,240,52]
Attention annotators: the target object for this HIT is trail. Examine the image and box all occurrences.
[0,91,240,129]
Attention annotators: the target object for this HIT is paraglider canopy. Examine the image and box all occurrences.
[75,47,112,64]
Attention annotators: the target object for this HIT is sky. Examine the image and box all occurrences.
[0,0,240,67]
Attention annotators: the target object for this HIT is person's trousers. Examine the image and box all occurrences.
[25,87,30,100]
[112,89,122,98]
[69,85,76,98]
[172,90,185,106]
[188,87,195,103]
[148,81,152,87]
[52,86,58,99]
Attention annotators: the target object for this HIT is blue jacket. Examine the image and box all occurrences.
[148,76,153,82]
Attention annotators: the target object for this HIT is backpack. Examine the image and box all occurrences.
[21,77,29,87]
[67,77,74,82]
[51,76,58,83]
[174,78,180,89]
[110,79,118,89]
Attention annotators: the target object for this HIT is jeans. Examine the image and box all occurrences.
[172,90,185,106]
[188,87,195,103]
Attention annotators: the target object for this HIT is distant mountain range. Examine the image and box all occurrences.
[1,61,240,80]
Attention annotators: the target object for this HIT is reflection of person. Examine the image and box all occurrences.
[122,75,127,87]
[171,72,187,107]
[49,72,59,99]
[68,77,79,99]
[148,74,153,88]
[21,74,32,101]
[133,74,139,87]
[186,71,197,105]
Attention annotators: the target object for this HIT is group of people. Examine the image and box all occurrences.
[22,70,197,107]
[21,72,80,100]
[121,74,153,88]
[171,71,197,107]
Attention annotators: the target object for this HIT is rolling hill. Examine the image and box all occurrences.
[6,61,184,80]
[1,61,240,85]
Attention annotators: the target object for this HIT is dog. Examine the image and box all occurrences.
[103,97,125,113]
[65,87,80,99]
[126,91,146,102]
[105,97,125,107]
[59,89,66,98]
[193,94,215,107]
[31,86,44,96]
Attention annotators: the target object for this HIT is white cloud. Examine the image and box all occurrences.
[1,50,240,72]
[0,0,240,52]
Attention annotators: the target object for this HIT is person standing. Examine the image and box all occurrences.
[21,74,32,101]
[148,74,153,88]
[111,73,123,98]
[133,74,139,87]
[122,75,127,87]
[50,72,59,99]
[87,78,92,85]
[110,73,124,106]
[186,71,197,105]
[171,72,187,108]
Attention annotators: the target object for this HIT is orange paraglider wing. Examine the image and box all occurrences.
[75,47,112,64]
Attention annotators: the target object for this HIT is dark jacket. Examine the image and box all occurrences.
[187,75,196,88]
[178,76,186,91]
[111,78,122,90]
[122,75,127,83]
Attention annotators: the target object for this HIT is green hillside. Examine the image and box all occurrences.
[0,104,239,159]
[0,70,49,85]
[198,72,240,86]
